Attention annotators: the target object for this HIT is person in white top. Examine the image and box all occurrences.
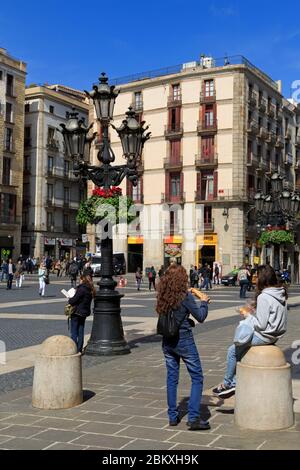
[38,261,47,297]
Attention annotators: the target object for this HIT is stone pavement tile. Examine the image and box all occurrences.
[213,435,265,450]
[71,433,132,449]
[113,405,163,418]
[168,430,218,447]
[0,412,17,421]
[145,400,167,409]
[210,423,266,438]
[31,429,86,442]
[121,439,174,450]
[131,392,165,400]
[0,435,13,445]
[1,414,45,426]
[3,437,57,450]
[0,403,37,413]
[122,416,168,429]
[171,443,217,451]
[0,424,48,438]
[34,417,87,430]
[259,437,300,450]
[97,396,156,407]
[76,422,128,435]
[34,409,91,419]
[78,411,129,424]
[116,425,179,441]
[46,442,89,450]
[77,402,119,413]
[209,411,235,424]
[0,422,12,432]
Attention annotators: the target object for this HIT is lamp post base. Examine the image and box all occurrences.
[85,289,130,356]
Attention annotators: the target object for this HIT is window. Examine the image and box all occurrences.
[170,140,181,163]
[24,126,31,147]
[248,83,253,99]
[6,74,13,96]
[64,160,70,177]
[201,136,214,159]
[257,144,262,159]
[204,105,214,126]
[47,212,54,229]
[172,84,181,100]
[47,127,55,142]
[170,107,180,130]
[49,105,54,114]
[0,193,16,223]
[64,187,70,203]
[134,92,142,110]
[5,128,13,151]
[5,103,12,123]
[63,213,70,231]
[204,80,214,97]
[2,157,11,185]
[47,184,53,201]
[47,156,53,174]
[22,211,28,229]
[25,103,30,113]
[201,171,214,200]
[23,182,30,200]
[170,173,181,196]
[24,155,30,172]
[204,206,212,224]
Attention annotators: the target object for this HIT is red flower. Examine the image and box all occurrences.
[92,186,123,198]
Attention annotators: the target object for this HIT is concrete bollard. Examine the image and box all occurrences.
[32,335,83,409]
[235,345,294,431]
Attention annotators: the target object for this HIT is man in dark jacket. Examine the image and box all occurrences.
[68,277,94,352]
[69,259,79,287]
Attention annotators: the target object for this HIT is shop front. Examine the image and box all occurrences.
[164,236,182,268]
[44,237,56,257]
[197,234,218,268]
[58,238,74,259]
[128,236,143,272]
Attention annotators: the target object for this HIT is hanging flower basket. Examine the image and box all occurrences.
[76,186,135,226]
[259,230,294,246]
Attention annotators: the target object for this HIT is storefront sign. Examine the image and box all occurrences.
[128,236,144,244]
[59,239,73,247]
[82,234,88,243]
[164,243,182,258]
[253,256,260,265]
[164,236,183,244]
[44,237,56,246]
[197,234,218,246]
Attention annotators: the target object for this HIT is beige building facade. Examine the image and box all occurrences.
[0,47,26,262]
[23,85,89,260]
[88,55,300,278]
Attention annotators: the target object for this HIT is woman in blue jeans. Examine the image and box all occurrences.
[156,264,210,431]
[213,265,287,398]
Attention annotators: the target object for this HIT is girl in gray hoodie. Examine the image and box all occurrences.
[213,265,287,398]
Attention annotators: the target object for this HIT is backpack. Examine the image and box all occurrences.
[239,270,247,281]
[69,263,78,276]
[193,272,199,281]
[148,271,153,279]
[157,310,187,339]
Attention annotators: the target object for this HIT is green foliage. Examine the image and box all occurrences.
[76,195,135,226]
[259,230,294,246]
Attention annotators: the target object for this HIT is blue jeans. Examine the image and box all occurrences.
[202,278,209,291]
[70,315,86,353]
[239,280,249,298]
[163,334,203,423]
[224,335,272,387]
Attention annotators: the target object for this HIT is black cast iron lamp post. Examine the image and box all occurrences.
[59,73,150,356]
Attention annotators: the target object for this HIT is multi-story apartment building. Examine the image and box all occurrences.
[87,55,300,279]
[0,47,26,262]
[23,84,89,259]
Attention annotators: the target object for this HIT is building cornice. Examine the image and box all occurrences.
[25,86,89,111]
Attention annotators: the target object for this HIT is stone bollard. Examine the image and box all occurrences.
[32,335,83,409]
[235,345,294,431]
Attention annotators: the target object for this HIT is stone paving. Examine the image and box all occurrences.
[0,308,300,450]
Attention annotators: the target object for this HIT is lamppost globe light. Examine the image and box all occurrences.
[85,73,119,123]
[59,108,95,160]
[270,172,283,193]
[254,192,265,213]
[279,190,291,213]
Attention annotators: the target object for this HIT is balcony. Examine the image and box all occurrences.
[63,225,70,233]
[296,135,300,148]
[197,119,217,135]
[247,153,258,167]
[204,220,215,232]
[284,153,293,166]
[275,135,285,148]
[258,97,267,113]
[195,190,217,202]
[200,91,216,104]
[266,131,276,145]
[47,138,60,152]
[276,108,283,121]
[247,120,259,136]
[164,124,184,140]
[195,154,218,168]
[167,94,182,107]
[46,199,54,207]
[164,221,181,236]
[258,126,268,140]
[248,91,257,107]
[267,103,276,118]
[47,169,54,177]
[0,215,18,224]
[257,159,269,172]
[164,156,183,170]
[285,127,292,140]
[63,201,70,209]
[161,192,185,204]
[24,138,32,148]
[131,194,144,204]
[269,161,277,173]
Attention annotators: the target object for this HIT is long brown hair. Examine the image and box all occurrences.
[80,275,96,298]
[254,265,287,307]
[156,264,188,315]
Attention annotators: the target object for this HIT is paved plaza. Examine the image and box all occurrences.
[0,274,300,450]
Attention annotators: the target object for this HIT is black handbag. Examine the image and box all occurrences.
[157,310,186,339]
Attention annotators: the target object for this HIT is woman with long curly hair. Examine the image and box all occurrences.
[213,264,287,399]
[156,263,210,431]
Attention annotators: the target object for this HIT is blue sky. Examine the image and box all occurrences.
[1,0,300,98]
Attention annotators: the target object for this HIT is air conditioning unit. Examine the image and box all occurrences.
[200,56,215,69]
[181,61,197,71]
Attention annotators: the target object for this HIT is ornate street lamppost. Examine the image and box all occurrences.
[59,73,150,356]
[254,173,300,271]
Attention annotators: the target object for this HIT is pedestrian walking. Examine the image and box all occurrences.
[69,275,95,353]
[213,263,220,285]
[148,266,156,291]
[83,260,93,278]
[6,259,15,290]
[238,265,250,299]
[69,259,79,287]
[15,261,24,288]
[200,264,210,291]
[45,255,52,277]
[213,265,287,399]
[55,259,61,277]
[191,266,199,288]
[158,265,165,279]
[156,264,211,430]
[38,262,47,296]
[0,259,8,282]
[135,267,143,291]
